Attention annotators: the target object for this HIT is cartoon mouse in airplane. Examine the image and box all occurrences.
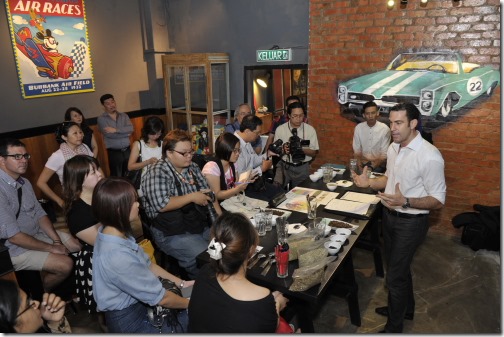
[36,29,58,53]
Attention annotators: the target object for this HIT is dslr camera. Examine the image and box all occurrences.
[267,129,310,164]
[202,190,218,225]
[288,128,310,164]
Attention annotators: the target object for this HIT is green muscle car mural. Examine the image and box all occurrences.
[338,51,500,118]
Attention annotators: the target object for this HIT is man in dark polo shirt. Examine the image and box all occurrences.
[97,93,133,177]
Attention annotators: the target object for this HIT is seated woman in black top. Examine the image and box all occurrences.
[201,132,251,201]
[63,155,103,314]
[188,212,288,333]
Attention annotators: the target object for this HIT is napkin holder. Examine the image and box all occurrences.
[269,192,287,208]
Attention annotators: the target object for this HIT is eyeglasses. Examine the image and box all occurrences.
[232,148,241,154]
[171,149,195,158]
[17,297,36,318]
[2,154,31,160]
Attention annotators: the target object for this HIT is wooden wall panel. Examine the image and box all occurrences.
[19,115,165,200]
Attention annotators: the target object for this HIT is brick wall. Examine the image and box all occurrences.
[308,0,500,236]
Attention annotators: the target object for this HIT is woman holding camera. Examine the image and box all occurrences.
[141,129,223,279]
[202,132,250,201]
[91,177,193,333]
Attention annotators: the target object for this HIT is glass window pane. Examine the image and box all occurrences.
[189,66,207,112]
[211,63,228,113]
[169,67,186,110]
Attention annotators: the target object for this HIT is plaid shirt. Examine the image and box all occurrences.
[141,158,210,219]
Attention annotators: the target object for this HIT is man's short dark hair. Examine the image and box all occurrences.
[363,101,378,111]
[285,95,300,106]
[390,102,420,126]
[286,101,305,116]
[100,94,114,105]
[239,115,262,132]
[0,138,25,156]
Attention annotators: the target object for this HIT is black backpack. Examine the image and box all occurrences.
[452,204,500,251]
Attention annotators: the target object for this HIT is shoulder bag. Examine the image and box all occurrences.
[124,140,142,189]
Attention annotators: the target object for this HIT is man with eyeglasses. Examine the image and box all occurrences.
[141,130,222,279]
[273,102,319,189]
[0,138,81,292]
[225,103,263,154]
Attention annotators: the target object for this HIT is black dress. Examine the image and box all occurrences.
[81,124,93,152]
[188,264,278,333]
[67,199,97,313]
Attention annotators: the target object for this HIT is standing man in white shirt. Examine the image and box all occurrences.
[352,102,446,333]
[273,102,319,189]
[352,101,391,173]
[97,94,133,177]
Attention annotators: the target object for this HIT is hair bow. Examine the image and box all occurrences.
[207,238,226,260]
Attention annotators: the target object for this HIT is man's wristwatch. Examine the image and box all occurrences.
[402,198,410,209]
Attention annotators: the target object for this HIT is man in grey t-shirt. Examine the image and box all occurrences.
[97,93,133,177]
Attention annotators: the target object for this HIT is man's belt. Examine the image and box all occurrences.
[281,160,310,167]
[107,146,130,152]
[384,207,428,219]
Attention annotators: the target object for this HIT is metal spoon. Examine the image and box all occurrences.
[260,252,276,268]
[248,253,266,269]
[261,258,276,276]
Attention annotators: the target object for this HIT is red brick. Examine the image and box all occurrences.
[450,8,474,16]
[436,17,458,25]
[415,17,436,25]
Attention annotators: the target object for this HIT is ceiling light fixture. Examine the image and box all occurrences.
[387,0,395,7]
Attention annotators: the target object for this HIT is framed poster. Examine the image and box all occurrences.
[4,0,95,98]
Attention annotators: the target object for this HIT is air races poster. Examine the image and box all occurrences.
[4,0,95,99]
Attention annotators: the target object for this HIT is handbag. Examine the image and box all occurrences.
[138,238,157,264]
[146,277,185,332]
[124,140,142,189]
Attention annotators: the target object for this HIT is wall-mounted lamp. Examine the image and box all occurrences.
[256,77,268,88]
[388,0,431,7]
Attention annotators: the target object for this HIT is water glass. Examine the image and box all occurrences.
[254,212,267,236]
[350,158,358,181]
[263,209,273,231]
[276,217,289,245]
[322,167,333,183]
[307,198,317,220]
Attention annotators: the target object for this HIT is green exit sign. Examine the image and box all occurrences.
[256,49,292,62]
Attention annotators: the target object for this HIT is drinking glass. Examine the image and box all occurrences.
[276,217,289,245]
[275,244,289,279]
[350,158,358,181]
[322,167,333,183]
[263,209,273,231]
[254,212,266,236]
[307,198,317,220]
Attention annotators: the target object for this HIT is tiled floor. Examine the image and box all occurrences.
[65,230,500,333]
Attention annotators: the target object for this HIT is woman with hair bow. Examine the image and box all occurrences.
[188,212,289,333]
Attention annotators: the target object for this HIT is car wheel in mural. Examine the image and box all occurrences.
[337,51,500,131]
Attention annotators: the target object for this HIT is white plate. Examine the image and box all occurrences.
[335,180,353,187]
[326,219,359,232]
[288,223,307,234]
